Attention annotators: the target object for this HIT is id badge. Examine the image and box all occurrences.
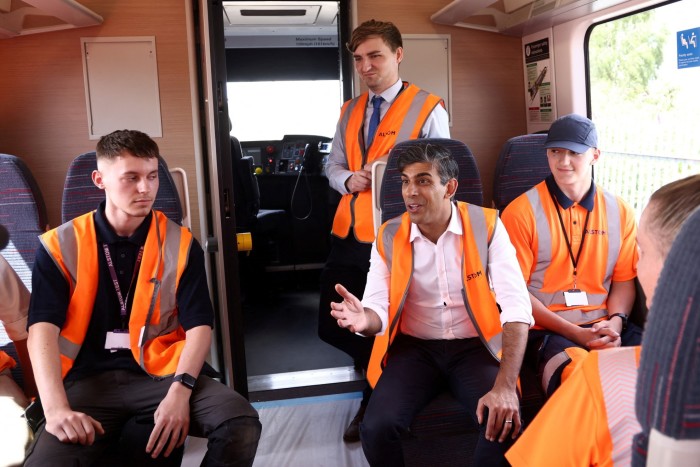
[564,289,589,307]
[105,329,130,351]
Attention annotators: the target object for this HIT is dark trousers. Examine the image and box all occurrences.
[528,321,644,396]
[25,371,261,467]
[318,235,374,403]
[361,335,514,467]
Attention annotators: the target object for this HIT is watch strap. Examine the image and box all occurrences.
[608,313,628,330]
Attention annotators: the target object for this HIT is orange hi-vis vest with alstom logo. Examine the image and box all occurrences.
[367,202,503,387]
[331,82,444,243]
[40,210,192,379]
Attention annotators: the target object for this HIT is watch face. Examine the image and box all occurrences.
[176,373,196,389]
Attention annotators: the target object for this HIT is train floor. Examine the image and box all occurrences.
[182,393,369,467]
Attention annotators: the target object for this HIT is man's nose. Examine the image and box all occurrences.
[137,178,150,193]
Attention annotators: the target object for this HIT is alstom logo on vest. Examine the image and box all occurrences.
[466,270,483,281]
[585,229,607,235]
[377,130,396,137]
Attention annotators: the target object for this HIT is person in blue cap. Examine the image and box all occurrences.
[501,113,642,396]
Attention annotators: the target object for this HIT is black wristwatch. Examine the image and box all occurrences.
[608,313,628,331]
[173,373,197,390]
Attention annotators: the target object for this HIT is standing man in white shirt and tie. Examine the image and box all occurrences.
[319,19,450,442]
[331,142,533,466]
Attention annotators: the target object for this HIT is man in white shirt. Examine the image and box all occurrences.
[331,142,533,466]
[319,19,450,442]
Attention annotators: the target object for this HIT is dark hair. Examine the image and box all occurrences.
[96,130,160,161]
[646,174,700,258]
[346,20,403,53]
[396,143,458,185]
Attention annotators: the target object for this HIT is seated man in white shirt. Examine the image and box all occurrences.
[331,142,533,467]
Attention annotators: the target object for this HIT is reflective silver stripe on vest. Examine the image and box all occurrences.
[395,90,435,142]
[464,205,502,359]
[45,217,88,362]
[141,218,190,346]
[541,350,572,392]
[380,217,410,338]
[527,187,621,323]
[338,97,362,153]
[599,347,640,466]
[42,220,81,286]
[467,204,489,281]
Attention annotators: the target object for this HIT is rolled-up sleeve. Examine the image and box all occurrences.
[489,219,534,327]
[360,243,390,335]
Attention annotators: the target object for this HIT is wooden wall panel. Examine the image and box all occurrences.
[358,0,527,205]
[0,0,202,238]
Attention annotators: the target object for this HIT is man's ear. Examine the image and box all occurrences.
[395,46,403,65]
[445,178,458,199]
[92,170,105,189]
[591,148,601,165]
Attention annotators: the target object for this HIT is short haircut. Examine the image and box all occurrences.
[646,174,700,258]
[396,142,458,185]
[346,19,403,53]
[96,129,160,162]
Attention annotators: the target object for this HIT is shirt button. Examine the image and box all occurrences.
[119,270,124,275]
[120,253,126,258]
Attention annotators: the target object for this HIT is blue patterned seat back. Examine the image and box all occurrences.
[61,152,183,224]
[380,138,483,224]
[492,134,550,212]
[0,153,47,388]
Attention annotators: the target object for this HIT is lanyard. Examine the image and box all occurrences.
[550,192,590,289]
[102,243,144,329]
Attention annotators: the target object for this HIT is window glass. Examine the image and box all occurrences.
[588,0,700,221]
[227,80,342,141]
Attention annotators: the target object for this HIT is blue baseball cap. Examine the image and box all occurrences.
[544,114,598,154]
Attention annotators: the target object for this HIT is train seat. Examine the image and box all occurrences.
[0,153,46,392]
[492,133,549,212]
[62,151,184,224]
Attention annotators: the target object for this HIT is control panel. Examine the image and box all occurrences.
[243,135,331,176]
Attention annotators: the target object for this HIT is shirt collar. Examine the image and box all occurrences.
[409,202,462,243]
[545,174,596,211]
[95,201,152,246]
[369,79,403,105]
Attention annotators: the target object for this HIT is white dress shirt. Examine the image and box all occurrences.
[361,204,533,339]
[325,78,450,195]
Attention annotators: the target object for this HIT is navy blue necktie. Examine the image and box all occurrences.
[366,95,384,148]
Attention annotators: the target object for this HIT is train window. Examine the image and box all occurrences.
[587,0,700,220]
[227,80,341,141]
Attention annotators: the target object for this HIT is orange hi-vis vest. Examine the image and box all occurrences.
[524,182,623,325]
[0,351,16,373]
[367,202,503,387]
[506,346,641,467]
[331,82,444,243]
[40,210,192,379]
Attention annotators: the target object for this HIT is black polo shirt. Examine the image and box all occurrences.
[28,202,214,382]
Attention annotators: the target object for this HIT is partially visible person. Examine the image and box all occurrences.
[25,130,261,466]
[501,113,641,396]
[633,175,700,466]
[319,19,450,442]
[331,143,533,466]
[0,253,34,467]
[506,174,700,467]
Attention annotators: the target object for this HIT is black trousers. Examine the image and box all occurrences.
[318,235,374,402]
[25,371,261,467]
[361,335,514,467]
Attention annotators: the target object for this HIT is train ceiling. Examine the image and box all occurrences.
[431,0,632,36]
[0,0,101,38]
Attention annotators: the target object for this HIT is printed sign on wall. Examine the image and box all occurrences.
[524,38,552,123]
